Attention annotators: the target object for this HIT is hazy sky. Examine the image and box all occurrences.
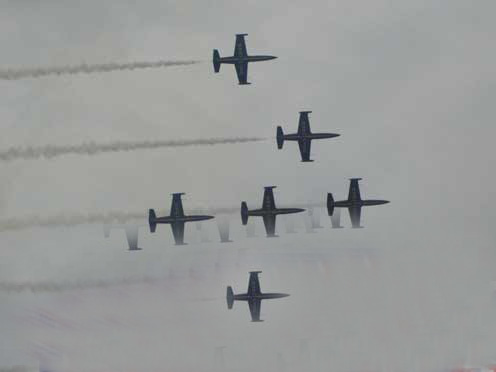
[1,1,496,371]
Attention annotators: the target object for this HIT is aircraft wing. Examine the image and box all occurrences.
[347,179,362,202]
[262,187,276,210]
[124,225,140,251]
[170,221,186,245]
[170,193,185,217]
[297,111,311,135]
[234,34,248,58]
[263,214,277,237]
[348,206,362,228]
[235,62,249,84]
[247,271,262,296]
[248,298,262,322]
[298,138,312,162]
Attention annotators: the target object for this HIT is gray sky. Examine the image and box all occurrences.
[1,1,496,371]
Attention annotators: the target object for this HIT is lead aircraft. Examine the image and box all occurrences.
[213,34,277,85]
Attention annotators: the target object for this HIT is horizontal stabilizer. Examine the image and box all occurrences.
[226,286,234,309]
[213,49,221,73]
[148,209,157,233]
[327,193,334,216]
[241,202,249,225]
[276,126,284,149]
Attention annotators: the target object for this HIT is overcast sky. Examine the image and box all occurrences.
[1,1,496,371]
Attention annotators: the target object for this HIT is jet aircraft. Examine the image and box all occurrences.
[241,186,305,237]
[226,271,289,322]
[327,178,389,228]
[213,34,277,85]
[149,193,214,245]
[277,111,340,162]
[103,223,142,251]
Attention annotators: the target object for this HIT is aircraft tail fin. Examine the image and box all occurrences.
[276,126,284,149]
[213,49,221,73]
[226,286,234,309]
[148,209,157,233]
[327,193,335,216]
[241,202,249,225]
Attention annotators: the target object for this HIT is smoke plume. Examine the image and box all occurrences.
[0,137,266,162]
[0,277,160,294]
[0,60,200,80]
[0,368,32,372]
[0,202,324,232]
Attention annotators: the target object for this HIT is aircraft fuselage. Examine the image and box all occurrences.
[284,133,340,141]
[233,293,290,301]
[333,199,390,208]
[248,207,305,217]
[155,215,214,224]
[219,55,277,64]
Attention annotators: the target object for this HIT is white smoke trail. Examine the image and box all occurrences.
[0,60,200,80]
[0,137,266,162]
[0,367,32,372]
[0,277,159,294]
[0,202,326,233]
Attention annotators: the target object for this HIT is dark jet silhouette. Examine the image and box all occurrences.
[327,178,389,228]
[241,186,305,237]
[213,33,277,85]
[277,111,340,162]
[149,193,214,245]
[226,271,289,322]
[103,223,142,251]
[329,207,344,229]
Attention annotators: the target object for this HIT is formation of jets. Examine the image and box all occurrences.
[100,34,390,323]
